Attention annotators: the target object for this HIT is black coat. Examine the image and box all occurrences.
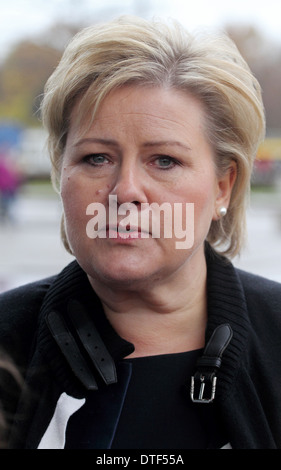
[1,248,281,449]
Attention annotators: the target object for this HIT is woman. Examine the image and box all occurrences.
[1,16,281,449]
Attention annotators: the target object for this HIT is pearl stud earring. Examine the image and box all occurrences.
[219,206,227,217]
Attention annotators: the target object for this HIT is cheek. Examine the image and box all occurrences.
[61,177,92,256]
[193,184,218,238]
[175,177,217,232]
[196,184,216,209]
[61,174,87,228]
[173,176,216,209]
[60,172,110,245]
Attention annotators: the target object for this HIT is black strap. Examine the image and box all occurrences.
[46,299,117,390]
[190,324,233,403]
[67,300,117,385]
[46,310,98,391]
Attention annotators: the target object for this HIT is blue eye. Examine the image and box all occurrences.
[84,154,108,165]
[156,156,178,169]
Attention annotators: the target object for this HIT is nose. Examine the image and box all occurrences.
[110,160,148,207]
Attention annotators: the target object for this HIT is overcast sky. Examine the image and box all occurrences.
[1,0,281,61]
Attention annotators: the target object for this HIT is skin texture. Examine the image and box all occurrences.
[60,85,236,356]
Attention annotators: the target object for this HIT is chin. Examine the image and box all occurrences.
[96,267,155,287]
[83,257,162,290]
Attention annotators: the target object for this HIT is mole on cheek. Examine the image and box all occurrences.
[62,168,70,182]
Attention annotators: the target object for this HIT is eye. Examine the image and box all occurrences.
[154,156,180,170]
[83,154,109,166]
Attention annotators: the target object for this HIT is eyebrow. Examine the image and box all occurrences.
[74,137,119,148]
[74,137,191,152]
[143,140,192,152]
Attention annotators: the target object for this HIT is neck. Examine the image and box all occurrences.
[89,249,208,358]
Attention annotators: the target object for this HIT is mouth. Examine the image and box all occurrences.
[103,225,151,240]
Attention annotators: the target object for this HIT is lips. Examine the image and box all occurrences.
[115,225,139,233]
[106,224,150,239]
[109,225,138,236]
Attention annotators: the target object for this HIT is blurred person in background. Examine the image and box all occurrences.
[0,16,281,449]
[0,151,21,224]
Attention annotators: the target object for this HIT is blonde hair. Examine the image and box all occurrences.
[41,15,265,258]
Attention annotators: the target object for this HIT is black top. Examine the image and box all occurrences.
[64,349,227,449]
[111,351,227,449]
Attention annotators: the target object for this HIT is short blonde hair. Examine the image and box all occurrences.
[41,15,265,258]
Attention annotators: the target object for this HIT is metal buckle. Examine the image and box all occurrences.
[190,375,217,404]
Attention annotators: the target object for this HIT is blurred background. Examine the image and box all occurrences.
[0,0,280,293]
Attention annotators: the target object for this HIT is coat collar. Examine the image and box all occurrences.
[36,260,134,396]
[35,247,250,400]
[205,247,250,400]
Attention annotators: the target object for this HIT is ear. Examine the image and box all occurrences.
[213,161,237,220]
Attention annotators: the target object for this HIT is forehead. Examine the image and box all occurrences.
[68,85,208,142]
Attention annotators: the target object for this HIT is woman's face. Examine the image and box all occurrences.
[61,86,233,288]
